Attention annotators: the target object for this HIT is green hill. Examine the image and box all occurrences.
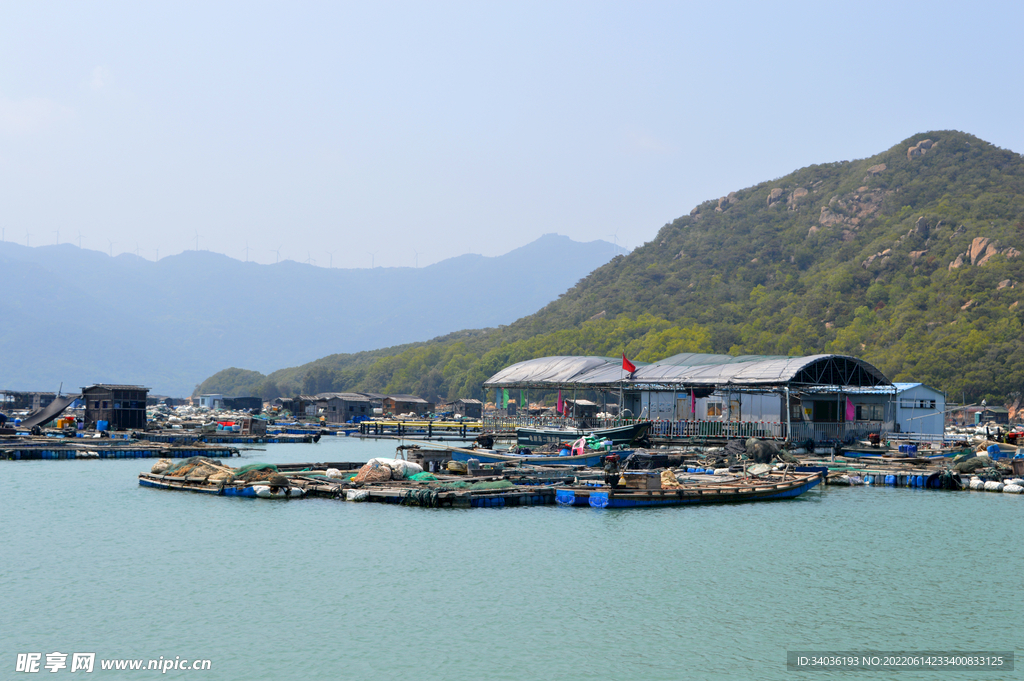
[199,131,1024,405]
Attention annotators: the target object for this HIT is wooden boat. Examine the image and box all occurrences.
[516,421,651,448]
[553,471,823,508]
[450,448,608,468]
[138,472,305,498]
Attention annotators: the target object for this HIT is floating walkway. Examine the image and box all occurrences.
[2,441,239,460]
[136,431,317,445]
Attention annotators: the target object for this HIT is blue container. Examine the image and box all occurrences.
[987,444,1003,458]
[884,475,896,486]
[864,475,874,484]
[97,420,108,431]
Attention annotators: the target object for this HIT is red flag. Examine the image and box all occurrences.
[622,353,636,374]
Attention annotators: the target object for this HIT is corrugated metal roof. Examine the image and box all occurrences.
[82,384,149,391]
[315,392,371,402]
[844,382,942,395]
[483,353,889,389]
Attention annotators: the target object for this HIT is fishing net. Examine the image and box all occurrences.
[234,463,280,482]
[151,458,174,474]
[401,489,440,507]
[660,470,682,488]
[409,472,438,481]
[353,461,392,484]
[745,438,778,464]
[435,481,470,491]
[468,480,513,491]
[953,456,989,474]
[163,457,224,477]
[933,470,962,490]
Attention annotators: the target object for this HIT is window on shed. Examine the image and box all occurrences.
[707,402,723,417]
[855,404,883,421]
[812,401,838,422]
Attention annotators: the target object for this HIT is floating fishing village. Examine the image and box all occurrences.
[3,352,1022,509]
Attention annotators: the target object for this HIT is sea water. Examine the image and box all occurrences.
[1,436,1021,680]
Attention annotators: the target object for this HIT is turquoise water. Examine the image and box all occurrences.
[2,436,1021,680]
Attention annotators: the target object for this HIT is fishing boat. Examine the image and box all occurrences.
[553,470,823,508]
[515,421,651,448]
[138,472,305,498]
[450,448,608,468]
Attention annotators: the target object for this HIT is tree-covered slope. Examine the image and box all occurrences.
[201,131,1024,404]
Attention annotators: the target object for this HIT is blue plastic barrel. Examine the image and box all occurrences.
[97,420,108,431]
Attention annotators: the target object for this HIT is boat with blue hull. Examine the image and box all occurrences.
[450,448,609,468]
[554,471,823,508]
[138,472,304,498]
[515,421,651,448]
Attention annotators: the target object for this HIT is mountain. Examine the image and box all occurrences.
[197,131,1024,406]
[0,234,621,396]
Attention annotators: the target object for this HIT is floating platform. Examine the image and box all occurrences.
[136,431,317,445]
[3,442,239,460]
[138,467,556,507]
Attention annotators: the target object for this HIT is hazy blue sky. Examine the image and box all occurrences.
[1,1,1021,268]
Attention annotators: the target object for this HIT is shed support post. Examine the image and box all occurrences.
[785,387,791,443]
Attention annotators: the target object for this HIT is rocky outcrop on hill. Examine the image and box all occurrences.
[948,236,1021,269]
[715,192,737,212]
[816,187,888,232]
[907,138,937,159]
[787,187,808,209]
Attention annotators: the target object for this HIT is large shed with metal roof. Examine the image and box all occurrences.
[481,353,928,443]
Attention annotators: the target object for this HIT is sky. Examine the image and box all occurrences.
[1,1,1021,268]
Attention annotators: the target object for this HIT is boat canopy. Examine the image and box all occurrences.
[483,353,890,391]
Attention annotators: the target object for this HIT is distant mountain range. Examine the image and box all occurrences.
[0,234,621,396]
[195,131,1024,407]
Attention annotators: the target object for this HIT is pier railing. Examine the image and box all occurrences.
[484,415,887,444]
[788,421,883,444]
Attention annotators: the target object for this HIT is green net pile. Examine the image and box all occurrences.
[163,457,224,476]
[234,463,280,482]
[468,480,513,490]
